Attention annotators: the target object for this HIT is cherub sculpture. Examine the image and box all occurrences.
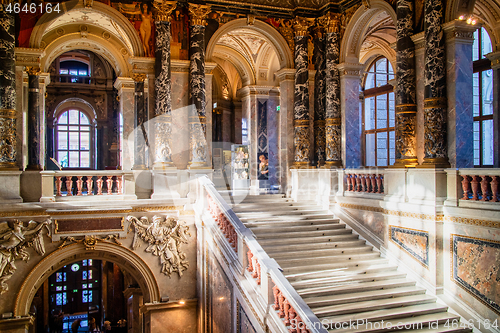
[126,215,190,277]
[0,219,51,293]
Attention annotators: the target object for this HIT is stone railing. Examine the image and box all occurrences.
[445,168,500,209]
[344,171,384,194]
[40,171,137,202]
[197,176,326,333]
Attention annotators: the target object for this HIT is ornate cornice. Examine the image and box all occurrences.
[188,4,211,26]
[442,20,477,44]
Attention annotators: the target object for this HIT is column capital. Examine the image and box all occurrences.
[293,17,314,37]
[132,73,147,82]
[14,48,43,67]
[319,12,340,34]
[485,51,500,70]
[338,62,363,77]
[153,0,177,22]
[188,4,211,26]
[275,68,295,82]
[129,56,155,74]
[443,19,478,44]
[114,77,135,92]
[411,31,426,51]
[25,66,41,76]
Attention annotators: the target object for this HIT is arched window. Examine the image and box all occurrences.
[473,27,494,167]
[55,109,93,168]
[362,57,395,167]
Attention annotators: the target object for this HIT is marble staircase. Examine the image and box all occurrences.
[229,194,472,333]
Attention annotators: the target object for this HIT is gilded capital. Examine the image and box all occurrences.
[320,12,340,34]
[25,66,41,76]
[313,24,325,39]
[153,0,177,22]
[132,73,147,82]
[188,4,211,26]
[293,17,314,37]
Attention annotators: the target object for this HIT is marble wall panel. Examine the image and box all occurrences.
[415,45,425,164]
[120,87,135,170]
[341,75,362,168]
[208,249,233,333]
[237,301,257,333]
[268,97,279,187]
[390,226,429,266]
[171,72,190,168]
[452,235,500,314]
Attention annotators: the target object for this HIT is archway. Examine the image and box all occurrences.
[15,242,160,317]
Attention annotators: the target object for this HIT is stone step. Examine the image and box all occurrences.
[328,311,464,333]
[313,294,437,317]
[273,248,377,263]
[244,219,341,228]
[296,278,416,298]
[277,252,382,270]
[263,239,367,253]
[284,263,398,281]
[257,234,359,246]
[254,228,353,239]
[239,213,333,221]
[290,271,407,289]
[304,286,426,308]
[235,209,330,217]
[232,203,315,211]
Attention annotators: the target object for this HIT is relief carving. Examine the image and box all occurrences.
[0,219,51,293]
[127,215,190,277]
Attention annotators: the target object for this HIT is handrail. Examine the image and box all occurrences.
[197,176,328,333]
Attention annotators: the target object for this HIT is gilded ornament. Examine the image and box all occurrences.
[127,215,191,277]
[153,0,177,22]
[132,73,147,82]
[293,17,314,37]
[58,234,122,250]
[188,4,211,26]
[0,219,51,293]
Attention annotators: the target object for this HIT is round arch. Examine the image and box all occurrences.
[14,242,160,317]
[340,1,397,63]
[213,46,256,86]
[206,18,294,70]
[446,0,477,22]
[52,97,98,123]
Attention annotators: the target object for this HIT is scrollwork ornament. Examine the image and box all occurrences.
[127,215,191,277]
[0,219,51,293]
[58,234,122,250]
[153,0,177,22]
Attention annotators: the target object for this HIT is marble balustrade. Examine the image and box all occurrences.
[458,169,500,202]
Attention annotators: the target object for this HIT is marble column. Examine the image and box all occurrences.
[485,51,500,167]
[292,17,314,168]
[26,66,42,170]
[188,4,211,168]
[323,14,342,167]
[0,9,16,169]
[394,0,418,167]
[114,77,135,170]
[421,0,449,167]
[153,1,176,169]
[339,62,363,168]
[133,74,147,169]
[313,25,326,166]
[443,20,477,168]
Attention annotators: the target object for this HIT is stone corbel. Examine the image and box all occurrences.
[14,48,43,68]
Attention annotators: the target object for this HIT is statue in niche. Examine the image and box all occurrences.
[127,215,190,277]
[0,219,51,293]
[117,2,153,57]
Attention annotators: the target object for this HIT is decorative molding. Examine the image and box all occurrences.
[54,217,124,234]
[127,215,191,277]
[188,4,211,26]
[153,0,177,22]
[390,226,429,267]
[59,234,122,250]
[444,215,500,228]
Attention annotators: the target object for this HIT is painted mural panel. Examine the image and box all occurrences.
[208,250,233,333]
[390,226,429,266]
[452,235,500,314]
[237,301,257,333]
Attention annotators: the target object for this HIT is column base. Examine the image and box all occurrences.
[291,161,313,169]
[153,161,175,170]
[25,164,42,171]
[418,157,450,168]
[187,163,210,169]
[324,161,342,168]
[151,169,181,200]
[133,164,149,170]
[390,158,419,168]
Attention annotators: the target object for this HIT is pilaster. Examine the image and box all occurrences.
[114,77,136,170]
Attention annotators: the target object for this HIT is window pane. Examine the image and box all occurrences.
[473,29,480,61]
[83,271,87,280]
[389,131,395,165]
[366,133,375,166]
[482,119,494,165]
[69,132,79,150]
[80,132,90,150]
[81,152,90,168]
[69,151,79,167]
[473,121,480,165]
[69,110,79,124]
[482,69,493,116]
[389,92,395,127]
[69,69,78,76]
[376,94,387,129]
[377,132,388,166]
[365,97,375,130]
[80,112,90,124]
[59,112,68,124]
[473,72,480,117]
[58,131,68,150]
[365,72,375,89]
[58,151,68,168]
[56,293,62,305]
[78,70,87,76]
[481,27,492,57]
[82,290,88,303]
[59,69,68,75]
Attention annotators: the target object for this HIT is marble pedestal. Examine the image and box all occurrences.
[20,170,43,202]
[133,170,152,199]
[151,169,181,200]
[0,171,22,203]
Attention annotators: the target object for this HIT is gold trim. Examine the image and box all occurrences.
[294,119,309,127]
[419,157,450,168]
[25,66,41,76]
[54,217,125,234]
[424,97,447,109]
[445,216,500,228]
[314,120,326,126]
[132,73,147,82]
[153,0,177,22]
[390,158,418,168]
[325,118,341,126]
[0,206,189,218]
[338,203,444,221]
[188,4,211,26]
[324,161,342,167]
[395,104,417,113]
[389,225,429,269]
[450,234,500,315]
[0,109,16,118]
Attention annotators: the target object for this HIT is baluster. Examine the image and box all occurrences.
[272,285,280,310]
[288,308,298,333]
[355,174,361,192]
[232,229,238,251]
[76,176,84,196]
[247,250,254,272]
[350,174,356,191]
[55,176,63,196]
[471,175,480,200]
[480,175,490,201]
[251,256,259,279]
[278,292,285,318]
[283,299,291,325]
[376,174,383,194]
[106,176,114,195]
[65,176,73,196]
[116,176,123,194]
[256,262,261,285]
[370,174,377,193]
[461,175,471,200]
[86,176,94,195]
[360,174,367,192]
[346,174,351,191]
[96,176,104,195]
[491,176,499,202]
